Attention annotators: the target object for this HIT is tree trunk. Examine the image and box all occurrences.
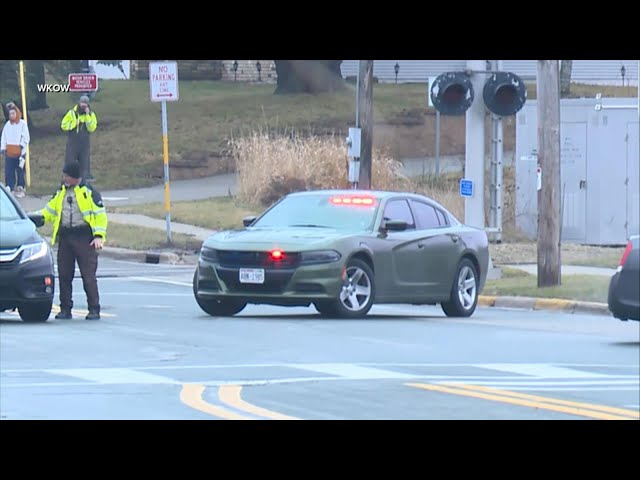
[560,60,572,97]
[25,60,48,110]
[358,60,374,189]
[0,60,20,120]
[536,60,562,287]
[274,60,345,94]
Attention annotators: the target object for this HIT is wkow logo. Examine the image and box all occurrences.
[37,84,71,93]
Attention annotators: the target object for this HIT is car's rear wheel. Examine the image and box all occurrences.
[18,301,53,323]
[330,258,375,319]
[193,270,246,317]
[441,258,478,318]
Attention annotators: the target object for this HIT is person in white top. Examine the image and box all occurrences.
[1,102,30,198]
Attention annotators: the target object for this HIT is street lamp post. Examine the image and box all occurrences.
[394,62,400,84]
[621,65,626,87]
[233,60,238,81]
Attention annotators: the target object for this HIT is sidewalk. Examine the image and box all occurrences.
[504,264,617,277]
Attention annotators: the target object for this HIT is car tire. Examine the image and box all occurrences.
[18,301,53,323]
[193,270,246,317]
[330,258,375,319]
[314,301,338,317]
[441,258,479,318]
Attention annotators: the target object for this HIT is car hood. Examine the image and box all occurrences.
[204,227,359,251]
[0,218,40,249]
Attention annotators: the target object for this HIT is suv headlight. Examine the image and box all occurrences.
[299,250,341,265]
[20,241,49,264]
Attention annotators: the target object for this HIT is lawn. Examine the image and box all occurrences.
[111,197,258,230]
[22,77,634,198]
[483,267,611,303]
[38,222,203,252]
[24,80,429,195]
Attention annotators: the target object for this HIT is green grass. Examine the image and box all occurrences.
[24,78,634,197]
[25,80,428,196]
[484,268,610,303]
[111,197,258,230]
[38,222,203,252]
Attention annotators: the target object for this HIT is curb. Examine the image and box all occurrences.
[478,295,611,317]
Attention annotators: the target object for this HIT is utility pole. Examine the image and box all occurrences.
[536,60,562,287]
[464,60,487,229]
[358,60,374,189]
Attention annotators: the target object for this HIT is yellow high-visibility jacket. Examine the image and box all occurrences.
[60,105,98,133]
[40,183,107,245]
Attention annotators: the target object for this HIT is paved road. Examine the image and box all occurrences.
[1,258,638,420]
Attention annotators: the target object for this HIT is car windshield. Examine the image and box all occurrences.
[0,188,21,221]
[253,194,380,232]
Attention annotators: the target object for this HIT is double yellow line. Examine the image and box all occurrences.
[406,382,640,420]
[180,384,299,420]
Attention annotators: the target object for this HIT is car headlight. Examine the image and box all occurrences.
[299,250,342,265]
[20,241,49,264]
[200,246,218,262]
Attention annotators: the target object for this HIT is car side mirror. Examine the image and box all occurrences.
[28,213,45,228]
[243,215,257,227]
[383,220,408,232]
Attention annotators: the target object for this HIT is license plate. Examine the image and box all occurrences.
[239,268,265,284]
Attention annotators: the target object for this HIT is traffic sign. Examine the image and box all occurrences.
[460,178,474,197]
[149,61,179,102]
[68,73,98,92]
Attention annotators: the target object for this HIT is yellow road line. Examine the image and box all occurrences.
[406,383,635,420]
[180,384,254,420]
[218,385,300,420]
[445,383,640,419]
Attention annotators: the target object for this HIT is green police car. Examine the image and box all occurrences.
[193,190,489,319]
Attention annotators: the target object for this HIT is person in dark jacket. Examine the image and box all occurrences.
[61,95,97,181]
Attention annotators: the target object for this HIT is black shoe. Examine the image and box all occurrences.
[85,311,100,320]
[55,310,72,320]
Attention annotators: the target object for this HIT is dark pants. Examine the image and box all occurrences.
[57,228,100,313]
[4,155,25,190]
[65,137,91,179]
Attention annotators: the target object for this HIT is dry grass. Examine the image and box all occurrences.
[232,132,414,206]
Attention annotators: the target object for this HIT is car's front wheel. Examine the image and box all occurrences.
[193,270,246,317]
[441,258,478,318]
[330,258,375,319]
[18,301,53,323]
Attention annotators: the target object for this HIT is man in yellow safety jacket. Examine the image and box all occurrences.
[61,95,98,181]
[37,162,107,320]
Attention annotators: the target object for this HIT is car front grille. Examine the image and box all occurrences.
[216,250,300,269]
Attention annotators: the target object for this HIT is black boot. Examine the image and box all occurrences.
[55,310,72,320]
[85,310,100,320]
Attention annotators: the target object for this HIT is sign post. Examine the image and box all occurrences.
[18,61,30,188]
[149,61,179,244]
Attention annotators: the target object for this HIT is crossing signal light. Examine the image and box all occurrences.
[430,70,527,117]
[483,71,527,117]
[430,72,474,116]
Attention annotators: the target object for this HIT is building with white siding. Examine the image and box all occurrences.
[340,60,639,86]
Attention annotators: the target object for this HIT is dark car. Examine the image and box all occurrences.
[608,234,640,321]
[193,190,490,319]
[0,183,55,322]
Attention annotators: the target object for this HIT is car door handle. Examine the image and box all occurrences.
[418,242,425,249]
[451,235,459,243]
